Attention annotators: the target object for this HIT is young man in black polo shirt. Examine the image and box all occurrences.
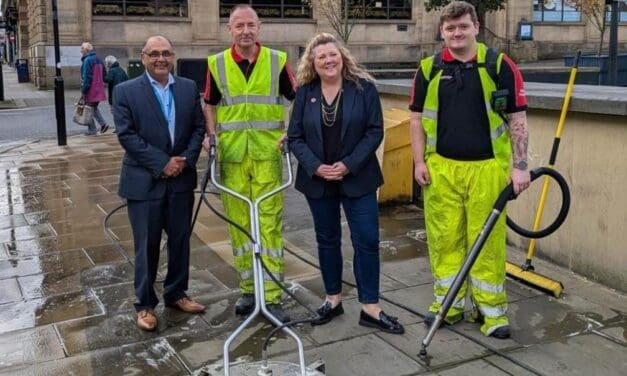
[409,1,530,339]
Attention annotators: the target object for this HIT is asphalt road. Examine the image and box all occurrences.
[0,103,114,145]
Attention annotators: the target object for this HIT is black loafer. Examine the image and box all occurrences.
[235,294,255,315]
[311,301,344,326]
[489,325,511,339]
[359,310,405,334]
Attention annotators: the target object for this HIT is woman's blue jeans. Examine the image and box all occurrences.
[306,192,380,304]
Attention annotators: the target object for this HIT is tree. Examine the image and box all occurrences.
[305,0,368,45]
[573,0,609,55]
[424,0,507,41]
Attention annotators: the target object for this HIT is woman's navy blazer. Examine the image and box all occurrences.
[288,77,384,199]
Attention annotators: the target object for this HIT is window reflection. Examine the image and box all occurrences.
[92,1,188,17]
[533,0,581,22]
[219,1,312,19]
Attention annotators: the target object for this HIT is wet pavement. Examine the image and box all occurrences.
[0,134,625,376]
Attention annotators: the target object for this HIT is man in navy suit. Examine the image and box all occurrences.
[113,35,206,331]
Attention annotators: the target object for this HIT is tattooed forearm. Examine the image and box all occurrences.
[508,111,529,169]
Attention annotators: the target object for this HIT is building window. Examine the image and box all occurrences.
[219,1,313,19]
[92,1,189,17]
[606,2,627,23]
[533,0,581,22]
[349,0,412,20]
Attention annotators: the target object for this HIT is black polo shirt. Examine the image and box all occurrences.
[203,43,296,105]
[409,47,528,161]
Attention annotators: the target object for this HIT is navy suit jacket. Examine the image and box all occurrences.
[288,78,384,198]
[113,73,206,200]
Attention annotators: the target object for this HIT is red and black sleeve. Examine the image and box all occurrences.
[499,55,528,114]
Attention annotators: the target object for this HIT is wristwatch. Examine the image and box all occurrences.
[514,160,528,170]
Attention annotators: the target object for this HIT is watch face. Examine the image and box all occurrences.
[515,161,528,170]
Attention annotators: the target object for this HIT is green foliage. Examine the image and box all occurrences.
[424,0,506,14]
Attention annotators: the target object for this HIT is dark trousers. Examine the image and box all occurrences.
[127,190,194,311]
[306,192,380,304]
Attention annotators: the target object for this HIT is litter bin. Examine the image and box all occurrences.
[127,59,145,79]
[377,108,414,203]
[16,58,29,83]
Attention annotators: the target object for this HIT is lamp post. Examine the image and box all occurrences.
[52,0,67,146]
[607,0,619,86]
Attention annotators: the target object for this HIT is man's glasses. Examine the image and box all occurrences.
[142,50,175,60]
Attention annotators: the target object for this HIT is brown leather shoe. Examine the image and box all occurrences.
[137,310,157,331]
[166,297,206,313]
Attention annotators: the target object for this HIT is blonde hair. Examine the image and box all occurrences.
[296,33,374,88]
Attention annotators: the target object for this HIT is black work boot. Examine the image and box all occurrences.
[267,304,290,323]
[489,325,511,339]
[235,294,254,315]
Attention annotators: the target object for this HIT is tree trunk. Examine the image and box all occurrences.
[478,10,486,42]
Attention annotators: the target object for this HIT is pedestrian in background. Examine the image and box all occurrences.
[288,32,404,335]
[104,55,129,133]
[80,42,110,136]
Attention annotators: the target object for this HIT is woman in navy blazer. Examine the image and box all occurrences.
[288,33,404,334]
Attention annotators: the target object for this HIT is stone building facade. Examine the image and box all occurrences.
[2,0,627,89]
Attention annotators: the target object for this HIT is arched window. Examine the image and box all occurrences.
[92,1,189,17]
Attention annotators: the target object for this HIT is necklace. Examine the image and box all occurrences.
[321,88,342,128]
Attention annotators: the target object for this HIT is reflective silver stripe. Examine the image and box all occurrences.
[491,123,508,140]
[239,270,283,282]
[477,304,507,317]
[233,242,254,257]
[426,137,437,147]
[434,274,457,290]
[270,50,279,97]
[470,277,505,294]
[216,52,230,105]
[435,294,465,308]
[218,120,285,131]
[260,247,283,259]
[220,95,283,106]
[422,109,438,120]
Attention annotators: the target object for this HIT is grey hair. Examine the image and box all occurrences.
[104,55,117,68]
[81,42,94,51]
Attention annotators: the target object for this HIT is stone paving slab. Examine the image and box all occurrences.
[503,334,627,376]
[0,290,104,333]
[0,325,65,370]
[57,307,211,356]
[276,333,424,376]
[435,358,535,376]
[0,278,22,304]
[2,337,189,376]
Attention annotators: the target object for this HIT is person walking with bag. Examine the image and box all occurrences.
[80,42,110,136]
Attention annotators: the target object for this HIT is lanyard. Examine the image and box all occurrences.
[152,84,174,124]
